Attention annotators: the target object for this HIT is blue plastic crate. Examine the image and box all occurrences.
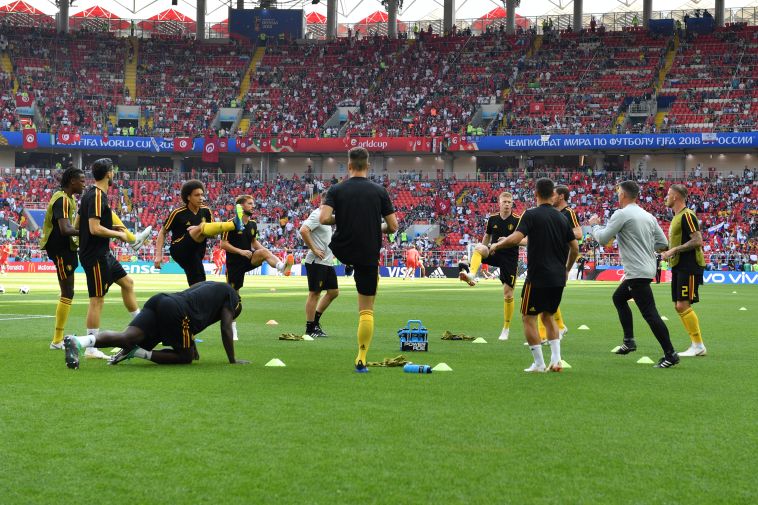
[398,319,428,351]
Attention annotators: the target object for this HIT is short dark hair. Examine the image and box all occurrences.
[181,179,205,204]
[348,147,369,170]
[91,158,113,181]
[618,180,640,200]
[555,185,570,202]
[60,167,84,189]
[535,178,555,200]
[670,184,687,200]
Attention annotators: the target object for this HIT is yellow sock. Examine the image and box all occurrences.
[554,307,566,331]
[201,221,235,237]
[470,251,483,276]
[503,298,514,329]
[53,297,72,344]
[538,317,547,340]
[111,212,135,242]
[356,309,374,365]
[679,308,703,344]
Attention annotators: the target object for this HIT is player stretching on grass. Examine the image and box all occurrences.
[460,191,523,341]
[490,179,579,372]
[78,158,147,360]
[220,194,294,340]
[320,147,398,372]
[153,179,245,286]
[64,282,248,368]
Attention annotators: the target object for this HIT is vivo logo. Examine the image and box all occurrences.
[703,271,758,284]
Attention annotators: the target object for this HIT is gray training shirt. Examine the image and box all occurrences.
[590,203,668,280]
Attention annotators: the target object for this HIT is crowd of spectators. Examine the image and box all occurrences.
[0,23,752,139]
[660,24,757,133]
[1,166,755,271]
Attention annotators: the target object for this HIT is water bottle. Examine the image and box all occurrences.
[404,363,432,374]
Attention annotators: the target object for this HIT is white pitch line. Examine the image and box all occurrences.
[0,314,55,321]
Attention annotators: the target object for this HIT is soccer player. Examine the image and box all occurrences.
[220,194,294,340]
[459,191,523,341]
[299,206,339,337]
[417,247,426,278]
[63,282,249,368]
[589,180,679,368]
[212,245,226,275]
[78,158,141,360]
[403,244,421,280]
[0,243,9,274]
[40,167,85,349]
[536,184,582,340]
[320,147,398,372]
[661,184,707,357]
[153,179,244,286]
[490,179,579,372]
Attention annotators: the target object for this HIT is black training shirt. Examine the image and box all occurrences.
[516,203,575,287]
[324,177,394,265]
[78,186,113,265]
[222,219,258,269]
[486,212,520,264]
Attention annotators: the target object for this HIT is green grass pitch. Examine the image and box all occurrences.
[0,274,755,504]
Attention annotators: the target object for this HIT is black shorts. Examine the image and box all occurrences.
[671,268,702,304]
[305,262,338,292]
[47,249,78,282]
[520,281,564,316]
[352,264,379,296]
[226,261,255,290]
[131,294,193,351]
[171,245,206,286]
[82,253,127,298]
[483,255,518,287]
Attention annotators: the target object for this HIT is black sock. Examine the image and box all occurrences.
[314,311,322,324]
[306,321,315,333]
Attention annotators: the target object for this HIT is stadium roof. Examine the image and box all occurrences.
[23,0,753,23]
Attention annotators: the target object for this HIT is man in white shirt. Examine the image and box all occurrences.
[300,208,340,337]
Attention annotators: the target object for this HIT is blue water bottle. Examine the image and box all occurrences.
[404,364,432,374]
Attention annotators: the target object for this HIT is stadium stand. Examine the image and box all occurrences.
[0,23,753,137]
[2,167,755,271]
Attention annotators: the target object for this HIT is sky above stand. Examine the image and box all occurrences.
[26,0,755,23]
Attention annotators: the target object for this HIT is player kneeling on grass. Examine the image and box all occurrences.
[220,194,294,340]
[299,207,339,338]
[63,282,249,369]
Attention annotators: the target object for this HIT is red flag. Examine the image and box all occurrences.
[259,137,272,153]
[15,93,33,108]
[529,102,544,114]
[218,137,229,152]
[237,136,249,151]
[102,131,109,143]
[202,136,219,162]
[57,126,73,145]
[448,134,461,151]
[174,137,192,152]
[22,128,37,149]
[435,197,449,215]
